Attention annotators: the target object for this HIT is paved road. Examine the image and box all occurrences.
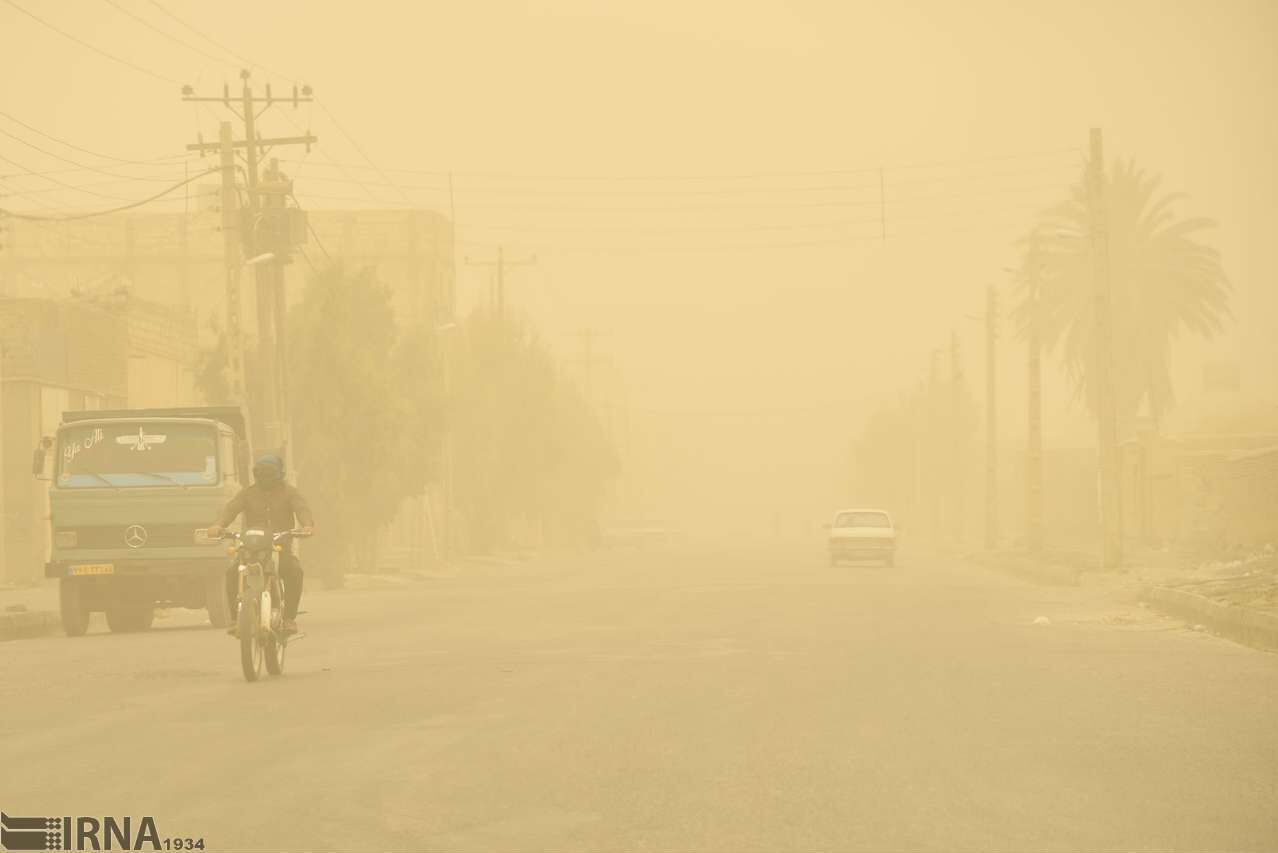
[3,544,1276,852]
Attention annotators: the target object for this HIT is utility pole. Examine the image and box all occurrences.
[1088,127,1122,569]
[1025,231,1044,554]
[216,122,246,405]
[260,158,291,425]
[927,348,942,540]
[465,246,536,316]
[582,327,595,404]
[573,327,613,414]
[984,284,999,551]
[949,330,965,545]
[184,72,316,459]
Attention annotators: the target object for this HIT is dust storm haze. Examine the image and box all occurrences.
[1,2,1277,852]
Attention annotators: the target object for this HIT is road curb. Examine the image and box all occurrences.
[963,553,1082,586]
[1143,586,1278,652]
[0,609,60,642]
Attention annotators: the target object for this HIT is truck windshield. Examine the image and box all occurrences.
[57,423,218,488]
[835,512,891,528]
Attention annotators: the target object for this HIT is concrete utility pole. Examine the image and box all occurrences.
[927,348,942,540]
[260,158,291,421]
[1025,232,1044,554]
[984,285,999,551]
[465,246,536,316]
[184,72,316,458]
[573,327,613,415]
[1087,127,1123,569]
[949,331,965,545]
[216,122,246,405]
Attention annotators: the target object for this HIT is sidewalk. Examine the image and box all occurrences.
[969,544,1278,652]
[0,579,61,640]
[0,556,483,641]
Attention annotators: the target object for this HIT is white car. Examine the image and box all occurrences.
[827,508,897,567]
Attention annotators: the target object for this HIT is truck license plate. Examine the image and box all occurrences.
[70,563,114,576]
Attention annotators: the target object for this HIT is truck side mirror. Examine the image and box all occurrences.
[32,448,47,478]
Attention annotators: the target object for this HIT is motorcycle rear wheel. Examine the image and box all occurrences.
[264,628,284,676]
[238,604,263,682]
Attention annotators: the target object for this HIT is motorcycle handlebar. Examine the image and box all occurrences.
[213,529,313,542]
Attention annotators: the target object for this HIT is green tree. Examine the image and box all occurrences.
[449,308,617,552]
[193,319,231,405]
[1015,158,1230,423]
[287,263,437,577]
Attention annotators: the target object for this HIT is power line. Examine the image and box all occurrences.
[882,147,1080,172]
[274,105,381,205]
[458,216,884,234]
[0,152,137,202]
[289,193,332,261]
[0,174,208,198]
[1,169,217,221]
[0,158,190,181]
[1,0,183,85]
[100,0,231,67]
[279,146,1081,184]
[0,125,186,185]
[314,99,414,206]
[0,110,190,168]
[0,176,65,211]
[290,171,886,197]
[288,190,416,208]
[136,3,407,221]
[459,236,866,254]
[142,0,294,81]
[449,198,895,212]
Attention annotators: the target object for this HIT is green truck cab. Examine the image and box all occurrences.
[38,407,252,636]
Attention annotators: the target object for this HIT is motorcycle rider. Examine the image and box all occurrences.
[207,454,314,635]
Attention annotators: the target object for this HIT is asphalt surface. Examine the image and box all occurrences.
[2,543,1276,852]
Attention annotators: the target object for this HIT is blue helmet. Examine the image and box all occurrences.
[253,454,284,485]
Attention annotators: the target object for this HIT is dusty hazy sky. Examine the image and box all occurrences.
[3,0,1275,525]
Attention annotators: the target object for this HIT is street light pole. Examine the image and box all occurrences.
[984,284,998,551]
[1088,128,1123,569]
[435,322,459,563]
[1025,232,1044,554]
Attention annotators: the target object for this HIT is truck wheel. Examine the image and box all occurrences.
[59,578,91,637]
[205,572,232,628]
[135,603,155,630]
[105,592,153,633]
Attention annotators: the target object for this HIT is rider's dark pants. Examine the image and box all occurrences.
[226,553,304,621]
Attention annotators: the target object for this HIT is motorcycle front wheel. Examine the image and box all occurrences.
[264,627,284,676]
[238,603,263,682]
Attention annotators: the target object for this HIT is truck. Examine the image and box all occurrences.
[36,406,252,636]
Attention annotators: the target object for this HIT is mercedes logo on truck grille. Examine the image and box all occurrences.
[124,525,148,548]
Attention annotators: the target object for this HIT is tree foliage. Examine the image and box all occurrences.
[450,308,618,552]
[285,264,615,573]
[287,263,438,574]
[193,319,232,406]
[1013,158,1230,422]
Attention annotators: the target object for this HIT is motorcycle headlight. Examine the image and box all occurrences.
[55,530,78,548]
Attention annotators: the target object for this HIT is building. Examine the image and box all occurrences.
[0,206,454,336]
[0,298,128,584]
[1,205,455,576]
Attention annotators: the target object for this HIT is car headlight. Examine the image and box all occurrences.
[55,530,78,548]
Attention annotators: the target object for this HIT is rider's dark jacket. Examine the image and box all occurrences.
[216,482,314,535]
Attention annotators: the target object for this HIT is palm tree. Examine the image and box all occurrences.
[1013,158,1230,427]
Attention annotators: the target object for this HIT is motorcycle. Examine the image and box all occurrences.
[220,528,311,682]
